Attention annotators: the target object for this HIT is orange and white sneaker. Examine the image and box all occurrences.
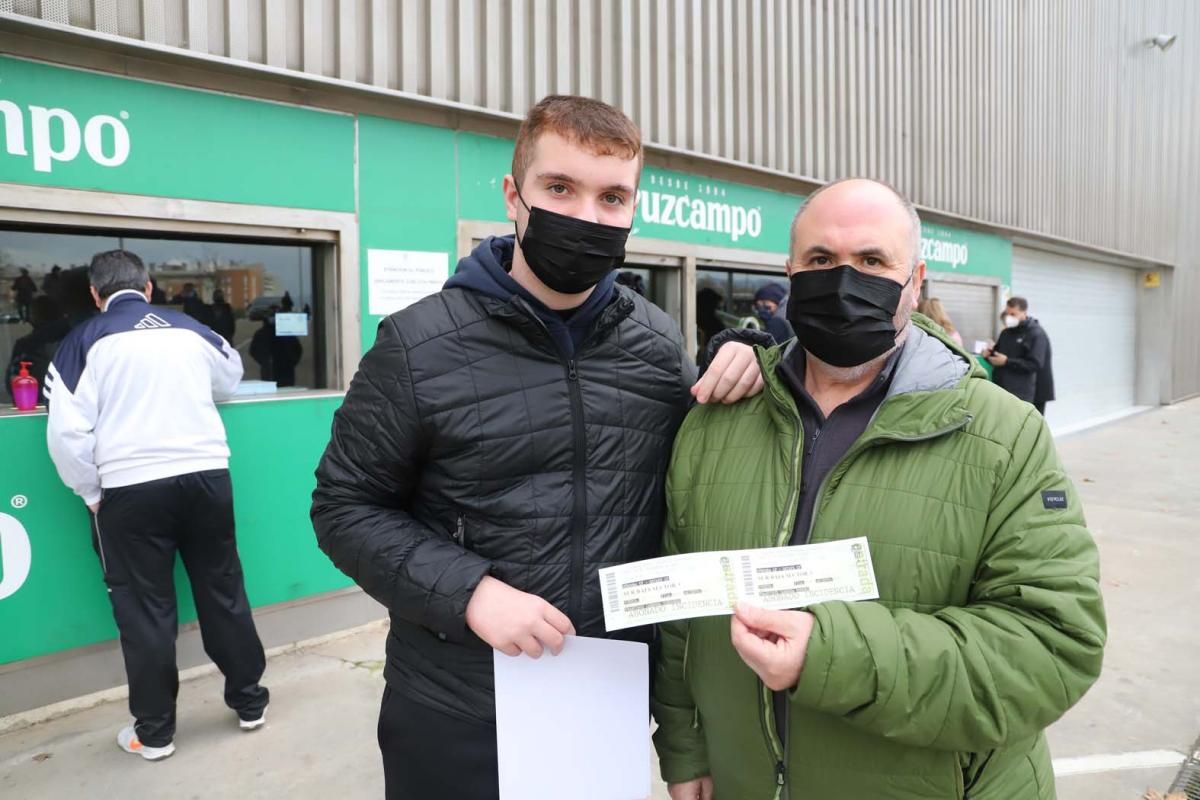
[116,725,175,761]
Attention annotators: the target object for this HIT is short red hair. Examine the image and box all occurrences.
[512,95,643,185]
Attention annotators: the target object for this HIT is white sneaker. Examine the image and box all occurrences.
[116,725,175,761]
[239,704,268,731]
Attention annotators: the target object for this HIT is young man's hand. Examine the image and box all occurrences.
[691,342,763,404]
[729,603,815,691]
[987,352,1008,367]
[466,576,575,658]
[668,776,714,800]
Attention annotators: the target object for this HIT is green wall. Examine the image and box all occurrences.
[456,131,516,226]
[356,116,458,351]
[0,56,355,212]
[0,399,350,664]
[921,222,1014,282]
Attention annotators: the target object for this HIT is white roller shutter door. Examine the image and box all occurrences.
[1011,247,1138,433]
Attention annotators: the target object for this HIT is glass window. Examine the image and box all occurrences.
[2,226,329,406]
[616,264,681,324]
[695,268,789,360]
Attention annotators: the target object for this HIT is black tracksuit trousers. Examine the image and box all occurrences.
[91,469,268,747]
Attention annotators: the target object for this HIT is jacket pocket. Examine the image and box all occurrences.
[450,513,537,564]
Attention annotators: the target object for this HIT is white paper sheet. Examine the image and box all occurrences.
[493,635,650,800]
[273,312,309,336]
[366,248,449,316]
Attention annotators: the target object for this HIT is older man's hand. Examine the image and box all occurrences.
[691,342,764,404]
[730,603,816,691]
[667,776,714,800]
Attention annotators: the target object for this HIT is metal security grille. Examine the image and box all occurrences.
[1168,736,1200,799]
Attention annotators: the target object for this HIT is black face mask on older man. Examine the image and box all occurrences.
[786,264,912,368]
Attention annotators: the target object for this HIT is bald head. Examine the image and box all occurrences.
[789,178,922,269]
[785,178,927,373]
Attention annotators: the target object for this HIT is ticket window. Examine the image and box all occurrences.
[1,225,332,406]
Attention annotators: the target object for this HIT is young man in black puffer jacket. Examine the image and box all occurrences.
[311,95,763,800]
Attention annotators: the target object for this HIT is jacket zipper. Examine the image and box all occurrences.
[765,373,972,798]
[781,703,791,800]
[503,297,630,628]
[761,690,788,800]
[453,514,466,548]
[757,391,804,800]
[565,358,588,624]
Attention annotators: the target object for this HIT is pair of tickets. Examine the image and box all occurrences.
[599,537,879,631]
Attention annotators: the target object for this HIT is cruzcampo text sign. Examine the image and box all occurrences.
[631,168,798,252]
[455,132,800,254]
[920,222,1013,283]
[0,56,355,212]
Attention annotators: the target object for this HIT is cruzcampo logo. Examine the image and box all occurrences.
[637,173,764,244]
[0,99,132,173]
[0,512,33,601]
[920,236,970,270]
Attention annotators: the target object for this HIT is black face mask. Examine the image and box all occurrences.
[786,264,910,368]
[514,187,630,294]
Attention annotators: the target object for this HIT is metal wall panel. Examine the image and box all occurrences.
[2,0,1199,396]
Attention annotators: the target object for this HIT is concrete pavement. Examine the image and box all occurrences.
[1045,401,1200,799]
[3,399,1198,799]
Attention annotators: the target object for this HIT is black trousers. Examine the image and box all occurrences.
[378,685,500,800]
[92,469,268,747]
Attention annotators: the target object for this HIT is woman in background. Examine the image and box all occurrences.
[918,297,964,347]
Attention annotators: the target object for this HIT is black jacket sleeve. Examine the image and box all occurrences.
[1005,326,1049,375]
[311,315,492,642]
[698,327,776,375]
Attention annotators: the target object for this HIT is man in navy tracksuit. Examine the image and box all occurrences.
[46,250,269,761]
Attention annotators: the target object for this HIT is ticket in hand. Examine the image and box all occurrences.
[599,537,879,631]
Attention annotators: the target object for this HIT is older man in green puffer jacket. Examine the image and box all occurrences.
[653,178,1106,800]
